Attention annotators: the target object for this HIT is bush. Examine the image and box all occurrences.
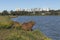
[0,16,13,29]
[0,16,22,29]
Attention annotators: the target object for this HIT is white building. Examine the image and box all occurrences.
[15,8,21,11]
[25,8,32,12]
[42,8,50,11]
[15,8,50,11]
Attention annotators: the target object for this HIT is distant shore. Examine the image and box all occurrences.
[8,15,18,18]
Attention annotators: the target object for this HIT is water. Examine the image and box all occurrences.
[12,16,60,40]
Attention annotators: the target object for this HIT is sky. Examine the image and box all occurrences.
[0,0,60,11]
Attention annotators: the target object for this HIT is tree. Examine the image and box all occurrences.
[2,10,9,15]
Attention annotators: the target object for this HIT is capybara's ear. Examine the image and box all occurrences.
[32,21,35,25]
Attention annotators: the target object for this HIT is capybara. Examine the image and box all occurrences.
[21,21,35,31]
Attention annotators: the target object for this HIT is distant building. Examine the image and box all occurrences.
[42,13,45,15]
[25,8,32,12]
[42,8,50,11]
[15,8,21,11]
[15,8,50,11]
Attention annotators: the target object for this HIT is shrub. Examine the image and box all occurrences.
[12,21,22,30]
[0,16,13,29]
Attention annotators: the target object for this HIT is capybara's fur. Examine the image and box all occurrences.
[11,21,35,31]
[21,21,35,31]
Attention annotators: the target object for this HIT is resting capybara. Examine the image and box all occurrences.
[11,21,35,31]
[21,21,35,31]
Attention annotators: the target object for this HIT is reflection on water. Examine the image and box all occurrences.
[12,16,60,40]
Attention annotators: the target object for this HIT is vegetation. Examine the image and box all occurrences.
[0,16,52,40]
[0,29,52,40]
[0,10,60,16]
[0,16,13,29]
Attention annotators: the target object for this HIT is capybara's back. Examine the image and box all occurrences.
[22,21,35,31]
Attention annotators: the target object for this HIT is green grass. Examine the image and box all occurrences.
[0,29,52,40]
[0,16,13,29]
[0,16,52,40]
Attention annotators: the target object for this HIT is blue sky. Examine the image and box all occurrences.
[0,0,60,11]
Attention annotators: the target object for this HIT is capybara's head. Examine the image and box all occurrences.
[28,21,35,25]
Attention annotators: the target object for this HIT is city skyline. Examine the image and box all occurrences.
[0,0,60,11]
[15,8,50,11]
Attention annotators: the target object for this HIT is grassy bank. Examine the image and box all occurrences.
[0,16,52,40]
[0,29,51,40]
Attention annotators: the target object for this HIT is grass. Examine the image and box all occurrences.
[0,16,52,40]
[0,16,13,29]
[0,29,52,40]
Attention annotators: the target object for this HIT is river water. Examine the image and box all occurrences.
[12,16,60,40]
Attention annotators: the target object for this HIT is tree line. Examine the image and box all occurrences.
[0,10,60,16]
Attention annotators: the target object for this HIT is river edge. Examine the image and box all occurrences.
[0,16,52,40]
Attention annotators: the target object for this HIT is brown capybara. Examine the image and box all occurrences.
[21,21,35,31]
